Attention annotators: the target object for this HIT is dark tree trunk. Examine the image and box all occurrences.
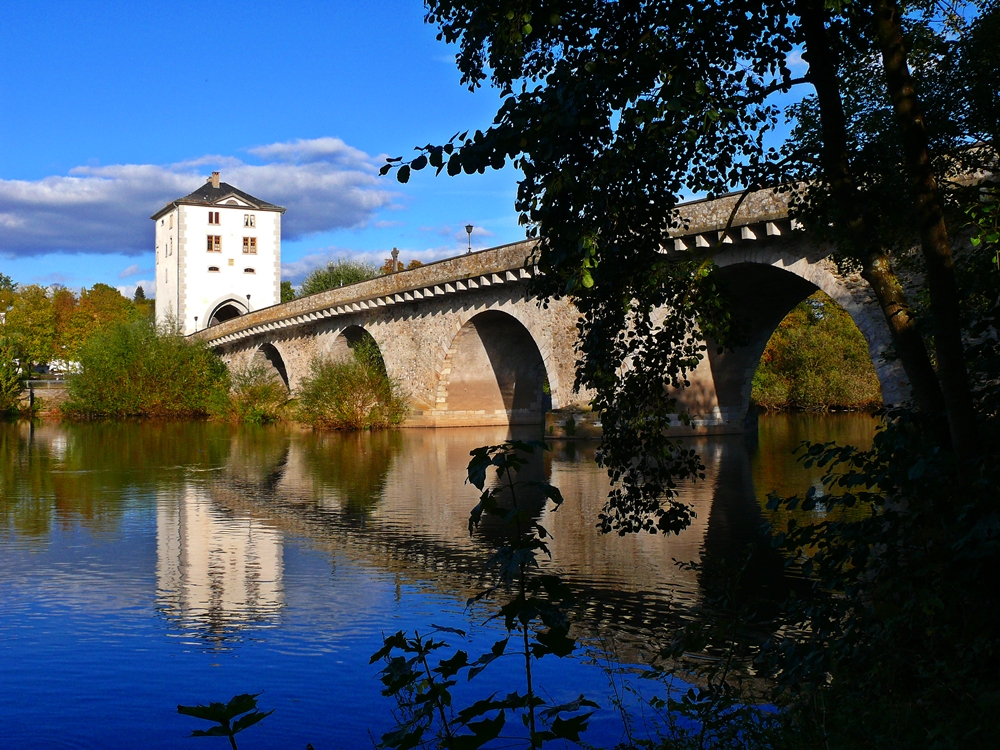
[872,0,979,455]
[798,0,946,419]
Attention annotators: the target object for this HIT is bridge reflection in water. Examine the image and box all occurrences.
[142,419,874,652]
[1,416,875,651]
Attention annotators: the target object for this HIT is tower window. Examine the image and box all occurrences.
[169,214,173,229]
[244,214,255,227]
[208,266,220,273]
[242,237,257,254]
[244,268,256,274]
[209,211,220,225]
[207,235,221,252]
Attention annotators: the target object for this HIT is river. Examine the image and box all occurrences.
[0,413,876,748]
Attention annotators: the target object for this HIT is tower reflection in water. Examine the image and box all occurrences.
[156,484,284,643]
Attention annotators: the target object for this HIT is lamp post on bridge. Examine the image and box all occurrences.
[465,224,473,253]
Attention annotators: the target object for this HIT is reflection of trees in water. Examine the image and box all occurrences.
[295,430,403,515]
[0,421,233,537]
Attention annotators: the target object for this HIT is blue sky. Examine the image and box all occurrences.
[0,0,522,296]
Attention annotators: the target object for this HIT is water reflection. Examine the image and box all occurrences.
[1,413,878,653]
[156,485,284,642]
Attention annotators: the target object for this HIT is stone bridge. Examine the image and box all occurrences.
[194,191,910,433]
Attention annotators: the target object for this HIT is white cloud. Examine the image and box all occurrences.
[246,137,375,170]
[0,138,396,257]
[116,279,154,299]
[119,264,141,278]
[786,50,807,73]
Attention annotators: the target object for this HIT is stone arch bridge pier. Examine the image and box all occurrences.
[194,192,910,434]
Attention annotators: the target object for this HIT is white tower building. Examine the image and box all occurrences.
[152,172,285,335]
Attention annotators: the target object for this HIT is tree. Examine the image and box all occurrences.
[390,0,994,531]
[52,287,79,361]
[298,259,379,297]
[62,284,138,360]
[4,285,56,370]
[133,285,146,303]
[0,273,15,314]
[280,280,296,303]
[0,338,24,413]
[377,3,1000,743]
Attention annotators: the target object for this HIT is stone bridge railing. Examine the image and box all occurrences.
[192,188,798,348]
[192,240,540,347]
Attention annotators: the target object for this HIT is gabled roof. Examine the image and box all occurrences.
[151,181,286,220]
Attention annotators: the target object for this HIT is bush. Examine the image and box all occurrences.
[752,291,882,411]
[62,318,228,419]
[298,259,379,297]
[297,345,407,430]
[214,361,289,424]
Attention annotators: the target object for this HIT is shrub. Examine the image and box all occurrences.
[297,347,407,430]
[214,361,289,424]
[752,291,882,411]
[298,259,379,297]
[62,318,228,419]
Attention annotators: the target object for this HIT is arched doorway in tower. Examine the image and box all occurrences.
[439,311,551,425]
[251,343,290,390]
[208,298,248,327]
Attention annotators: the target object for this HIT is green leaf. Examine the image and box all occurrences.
[232,709,275,734]
[435,650,470,678]
[178,702,228,723]
[190,726,232,737]
[225,693,260,719]
[550,712,594,742]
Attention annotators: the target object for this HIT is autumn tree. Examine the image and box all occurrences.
[61,284,138,359]
[4,285,56,370]
[0,273,15,314]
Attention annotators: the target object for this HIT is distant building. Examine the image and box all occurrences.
[151,172,285,335]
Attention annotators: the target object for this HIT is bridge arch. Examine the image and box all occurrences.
[206,295,249,327]
[251,342,290,390]
[329,325,388,374]
[434,309,552,425]
[673,244,909,427]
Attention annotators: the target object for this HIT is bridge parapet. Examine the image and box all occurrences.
[192,239,539,347]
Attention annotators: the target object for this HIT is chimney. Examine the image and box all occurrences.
[210,171,220,189]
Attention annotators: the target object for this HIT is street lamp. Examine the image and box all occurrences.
[465,224,473,253]
[194,316,198,331]
[246,294,251,312]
